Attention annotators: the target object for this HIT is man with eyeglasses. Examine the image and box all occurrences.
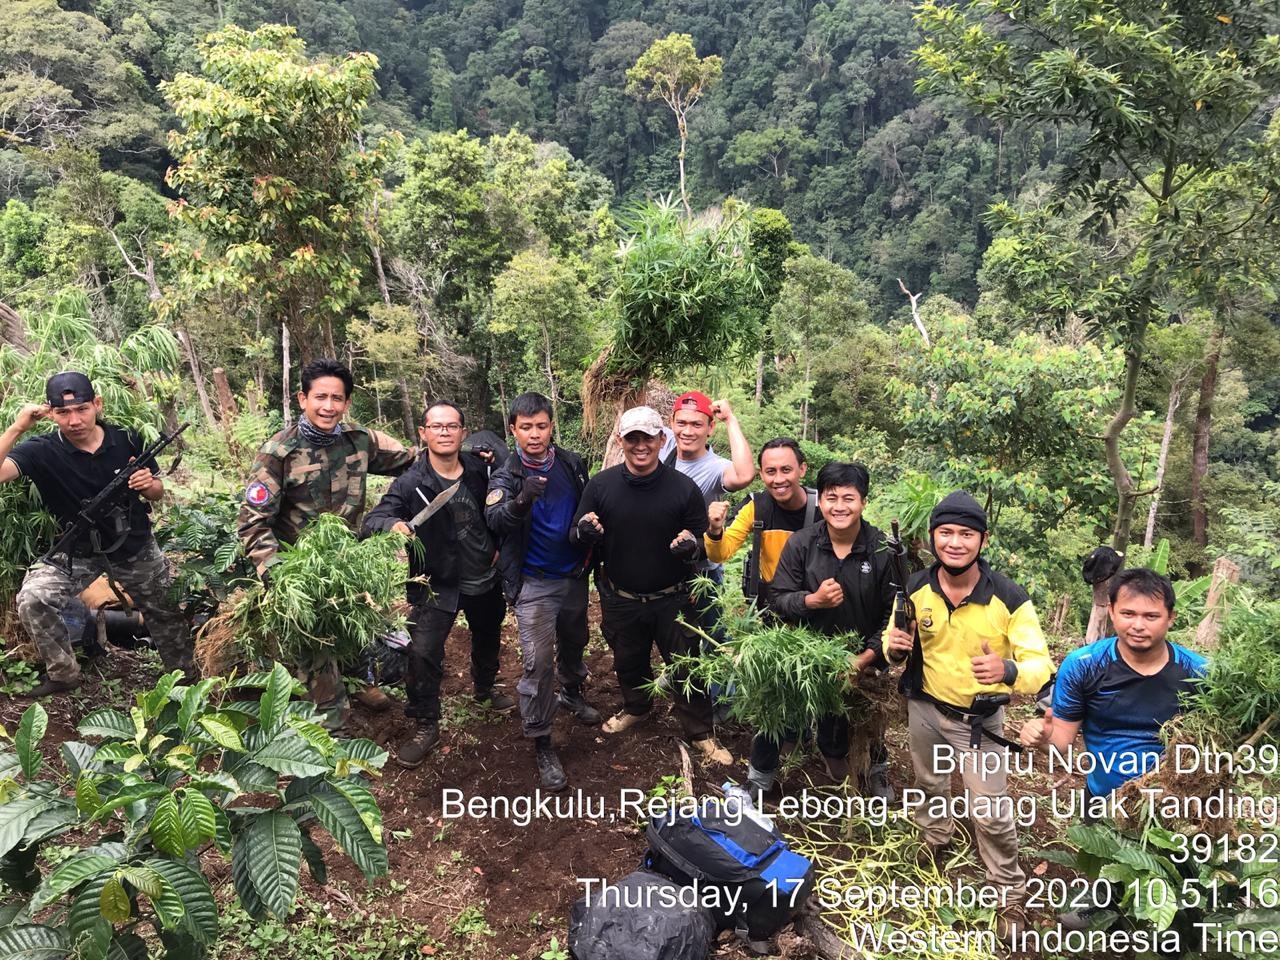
[363,401,510,768]
[764,462,897,799]
[571,406,732,766]
[239,358,414,726]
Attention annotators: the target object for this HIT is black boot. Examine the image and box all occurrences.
[535,735,568,791]
[558,685,601,724]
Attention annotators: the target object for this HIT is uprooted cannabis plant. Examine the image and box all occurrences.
[655,584,871,743]
[212,513,410,669]
[0,662,389,959]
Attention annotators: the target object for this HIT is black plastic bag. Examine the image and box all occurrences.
[568,870,715,960]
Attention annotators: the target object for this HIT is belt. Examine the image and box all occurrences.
[603,579,688,603]
[918,691,1023,752]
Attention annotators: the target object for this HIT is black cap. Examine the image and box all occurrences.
[929,490,987,534]
[45,372,96,407]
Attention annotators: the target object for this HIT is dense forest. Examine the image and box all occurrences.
[2,0,1279,605]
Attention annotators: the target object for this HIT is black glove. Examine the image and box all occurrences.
[576,515,603,544]
[669,534,699,561]
[514,474,548,508]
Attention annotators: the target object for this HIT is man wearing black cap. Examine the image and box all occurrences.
[1,372,193,695]
[884,490,1052,943]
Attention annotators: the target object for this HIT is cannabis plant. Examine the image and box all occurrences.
[153,492,256,628]
[226,514,409,668]
[0,662,389,959]
[659,586,861,741]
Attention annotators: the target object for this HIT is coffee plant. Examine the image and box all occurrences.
[0,662,389,959]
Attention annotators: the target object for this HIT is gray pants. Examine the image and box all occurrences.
[907,698,1026,901]
[514,576,589,738]
[16,538,194,683]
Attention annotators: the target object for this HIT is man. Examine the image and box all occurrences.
[704,438,818,606]
[1020,567,1206,795]
[362,401,510,769]
[662,391,755,505]
[571,405,732,765]
[485,392,600,791]
[884,490,1053,942]
[1020,567,1205,930]
[4,372,193,695]
[764,462,896,799]
[238,358,413,724]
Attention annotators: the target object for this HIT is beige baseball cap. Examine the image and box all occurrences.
[617,406,664,436]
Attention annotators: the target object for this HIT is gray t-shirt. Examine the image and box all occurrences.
[666,445,730,574]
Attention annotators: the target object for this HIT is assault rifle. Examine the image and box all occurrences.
[39,423,189,577]
[888,519,916,633]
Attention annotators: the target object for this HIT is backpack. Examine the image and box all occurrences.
[743,488,817,601]
[644,798,815,949]
[568,869,716,960]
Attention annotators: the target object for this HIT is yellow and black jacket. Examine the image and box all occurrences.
[704,489,817,600]
[899,559,1052,709]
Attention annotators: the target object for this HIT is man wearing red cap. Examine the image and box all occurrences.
[662,391,755,506]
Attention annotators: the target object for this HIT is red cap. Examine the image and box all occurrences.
[673,391,713,420]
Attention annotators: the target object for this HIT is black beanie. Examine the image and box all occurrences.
[929,490,987,534]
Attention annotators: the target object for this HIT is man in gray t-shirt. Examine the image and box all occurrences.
[661,392,755,575]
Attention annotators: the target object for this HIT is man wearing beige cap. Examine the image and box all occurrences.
[571,406,731,765]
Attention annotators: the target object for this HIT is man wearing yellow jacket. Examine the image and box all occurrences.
[884,490,1051,943]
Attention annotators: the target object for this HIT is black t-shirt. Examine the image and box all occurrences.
[7,423,158,558]
[574,461,708,593]
[427,464,497,595]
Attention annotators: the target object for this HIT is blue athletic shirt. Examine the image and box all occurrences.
[1053,636,1208,797]
[522,458,581,579]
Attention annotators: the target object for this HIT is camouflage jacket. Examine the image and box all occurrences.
[237,422,414,574]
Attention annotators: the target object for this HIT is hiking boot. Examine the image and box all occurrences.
[395,723,440,769]
[995,903,1028,944]
[475,688,516,712]
[353,684,394,711]
[26,677,80,698]
[558,685,602,725]
[602,710,648,734]
[822,753,851,783]
[694,737,732,766]
[535,736,568,792]
[861,762,896,802]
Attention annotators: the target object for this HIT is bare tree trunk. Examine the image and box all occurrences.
[1143,374,1187,548]
[1191,325,1225,551]
[281,324,292,428]
[1195,556,1240,651]
[801,353,811,441]
[676,111,691,218]
[212,367,238,421]
[0,301,29,352]
[896,278,929,345]
[754,351,765,407]
[1085,579,1113,644]
[1105,325,1149,555]
[397,379,416,438]
[176,328,218,428]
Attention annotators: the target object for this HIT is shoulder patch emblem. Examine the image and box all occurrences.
[485,489,504,506]
[245,481,272,506]
[860,560,871,574]
[920,608,934,629]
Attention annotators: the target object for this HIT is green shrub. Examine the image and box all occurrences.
[0,662,389,959]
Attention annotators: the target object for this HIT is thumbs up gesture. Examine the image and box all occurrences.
[970,639,1008,685]
[1019,707,1054,750]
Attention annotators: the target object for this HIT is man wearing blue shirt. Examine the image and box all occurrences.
[486,392,600,791]
[1021,567,1208,797]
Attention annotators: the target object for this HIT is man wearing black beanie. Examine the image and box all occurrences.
[884,489,1052,944]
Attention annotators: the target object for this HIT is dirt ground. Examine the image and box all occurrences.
[2,601,1081,960]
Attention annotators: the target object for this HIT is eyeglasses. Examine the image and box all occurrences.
[424,423,463,433]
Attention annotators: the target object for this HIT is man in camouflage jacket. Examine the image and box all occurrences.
[237,359,413,724]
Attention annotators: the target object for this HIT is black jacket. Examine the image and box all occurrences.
[484,446,590,603]
[360,451,493,611]
[769,520,896,666]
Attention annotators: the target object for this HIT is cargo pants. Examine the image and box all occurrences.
[16,538,195,683]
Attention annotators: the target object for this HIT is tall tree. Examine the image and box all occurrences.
[160,24,397,405]
[917,0,1280,552]
[625,33,723,218]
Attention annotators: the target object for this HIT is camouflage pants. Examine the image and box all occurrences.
[16,538,195,683]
